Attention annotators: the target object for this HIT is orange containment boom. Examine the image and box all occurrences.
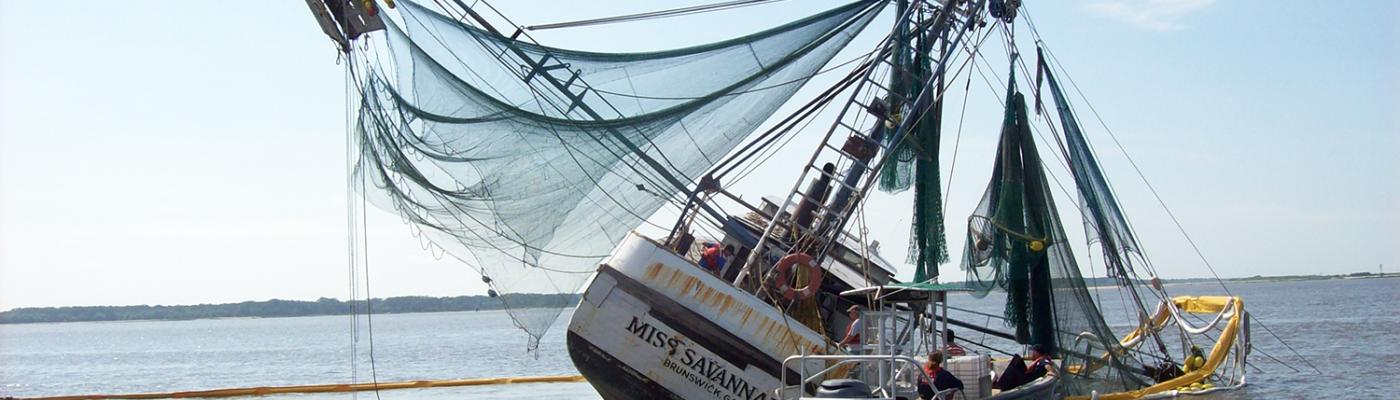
[19,375,587,400]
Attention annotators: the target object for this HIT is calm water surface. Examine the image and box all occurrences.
[2,278,1395,399]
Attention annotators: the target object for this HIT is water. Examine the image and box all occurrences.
[0,310,597,400]
[942,277,1400,399]
[2,278,1396,399]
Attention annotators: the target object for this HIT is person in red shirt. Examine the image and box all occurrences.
[944,329,967,357]
[699,243,727,275]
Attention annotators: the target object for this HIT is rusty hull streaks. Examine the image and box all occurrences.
[640,263,825,358]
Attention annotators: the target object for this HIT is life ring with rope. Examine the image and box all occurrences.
[772,253,822,300]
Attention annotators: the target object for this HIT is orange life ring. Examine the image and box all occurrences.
[773,253,822,300]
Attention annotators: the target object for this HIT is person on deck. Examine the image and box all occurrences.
[993,344,1056,391]
[699,243,727,275]
[722,245,735,269]
[839,305,864,349]
[917,350,964,400]
[944,329,967,357]
[1024,344,1056,382]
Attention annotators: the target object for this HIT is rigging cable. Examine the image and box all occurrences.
[345,44,361,400]
[940,25,996,237]
[523,0,791,31]
[587,50,876,101]
[717,53,873,183]
[347,48,386,400]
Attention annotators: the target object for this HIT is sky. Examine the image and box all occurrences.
[0,0,1395,311]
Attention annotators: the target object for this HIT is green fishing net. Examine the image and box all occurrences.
[1039,55,1143,277]
[351,0,883,349]
[874,13,949,281]
[962,68,1149,395]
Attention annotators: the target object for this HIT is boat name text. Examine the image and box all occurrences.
[626,316,770,400]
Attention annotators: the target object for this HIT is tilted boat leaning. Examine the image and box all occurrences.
[307,0,1253,399]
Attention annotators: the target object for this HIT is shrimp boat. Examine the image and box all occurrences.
[307,0,1252,399]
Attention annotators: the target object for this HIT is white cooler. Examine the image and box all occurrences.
[945,354,993,400]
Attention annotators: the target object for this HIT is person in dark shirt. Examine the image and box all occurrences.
[993,353,1027,392]
[917,350,964,400]
[1024,344,1056,382]
[993,344,1057,391]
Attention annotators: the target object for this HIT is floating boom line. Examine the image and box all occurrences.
[19,376,587,400]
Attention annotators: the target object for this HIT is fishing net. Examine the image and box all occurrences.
[962,68,1149,396]
[351,0,883,350]
[1036,52,1143,278]
[875,7,948,281]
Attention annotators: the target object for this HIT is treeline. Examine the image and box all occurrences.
[0,293,580,325]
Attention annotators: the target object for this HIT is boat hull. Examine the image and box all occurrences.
[567,232,829,400]
[567,330,685,400]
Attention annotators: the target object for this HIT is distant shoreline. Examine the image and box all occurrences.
[3,273,1389,324]
[1221,272,1397,283]
[945,271,1395,289]
[0,294,581,325]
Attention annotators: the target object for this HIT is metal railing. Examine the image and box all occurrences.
[777,354,929,400]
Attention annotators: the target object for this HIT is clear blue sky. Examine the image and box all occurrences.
[1,0,1395,311]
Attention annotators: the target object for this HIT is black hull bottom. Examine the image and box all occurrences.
[567,330,684,400]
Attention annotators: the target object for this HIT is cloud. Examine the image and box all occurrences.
[1086,0,1216,31]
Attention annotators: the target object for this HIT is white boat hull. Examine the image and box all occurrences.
[567,232,830,400]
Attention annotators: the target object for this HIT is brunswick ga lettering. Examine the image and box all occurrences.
[627,316,771,400]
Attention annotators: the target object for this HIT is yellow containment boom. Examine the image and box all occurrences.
[19,375,586,400]
[1067,296,1246,400]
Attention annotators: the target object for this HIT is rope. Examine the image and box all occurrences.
[1165,299,1233,335]
[967,215,1050,245]
[524,0,788,31]
[588,49,875,101]
[345,53,385,400]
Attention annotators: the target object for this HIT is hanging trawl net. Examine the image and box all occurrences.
[352,0,883,349]
[875,8,948,280]
[1036,52,1142,279]
[961,68,1148,396]
[868,6,957,281]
